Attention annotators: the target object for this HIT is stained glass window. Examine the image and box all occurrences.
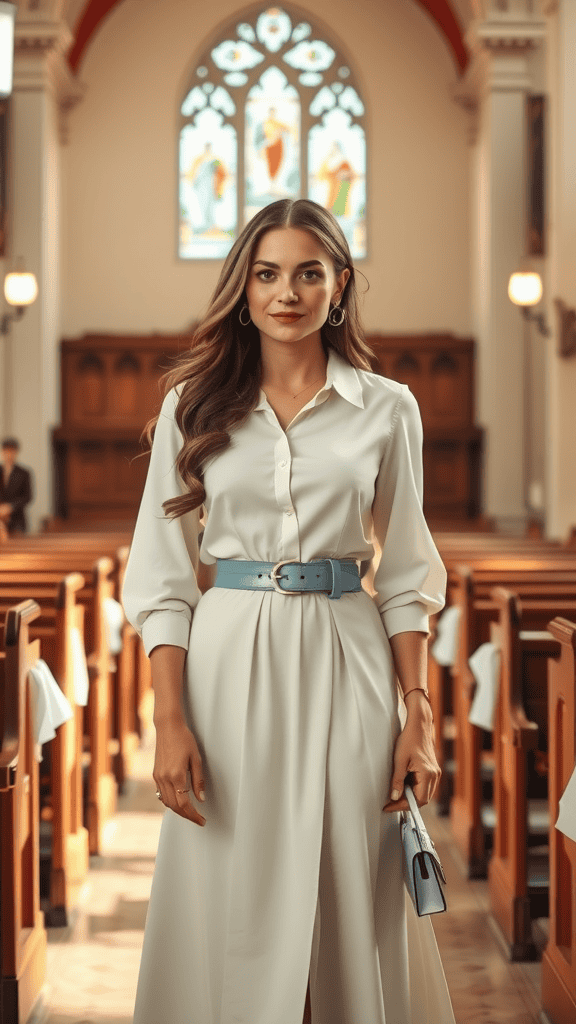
[178,5,366,260]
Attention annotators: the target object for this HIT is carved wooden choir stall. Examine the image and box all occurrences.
[52,331,483,524]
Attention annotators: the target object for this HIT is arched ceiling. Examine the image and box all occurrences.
[66,0,470,76]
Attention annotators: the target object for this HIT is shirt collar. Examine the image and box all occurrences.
[254,346,365,411]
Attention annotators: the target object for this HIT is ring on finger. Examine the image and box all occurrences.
[154,786,191,799]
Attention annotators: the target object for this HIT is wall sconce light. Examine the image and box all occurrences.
[1,263,39,334]
[0,1,16,99]
[508,271,551,337]
[508,268,576,356]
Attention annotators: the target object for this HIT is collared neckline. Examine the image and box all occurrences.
[254,346,365,412]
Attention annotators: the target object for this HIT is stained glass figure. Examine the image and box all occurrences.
[309,107,366,257]
[178,5,367,259]
[179,109,237,259]
[245,66,300,220]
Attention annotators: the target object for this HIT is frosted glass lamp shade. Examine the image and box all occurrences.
[0,2,16,98]
[508,271,543,307]
[4,271,39,307]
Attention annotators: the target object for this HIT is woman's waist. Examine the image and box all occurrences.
[212,556,363,601]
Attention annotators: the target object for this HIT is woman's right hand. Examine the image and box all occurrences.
[153,713,206,826]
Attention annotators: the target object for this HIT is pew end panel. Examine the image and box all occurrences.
[0,601,48,1024]
[0,572,92,928]
[541,617,576,1024]
[45,576,90,926]
[0,551,120,858]
[488,587,560,961]
[83,556,118,855]
[450,566,493,877]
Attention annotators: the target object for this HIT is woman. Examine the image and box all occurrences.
[121,198,455,1024]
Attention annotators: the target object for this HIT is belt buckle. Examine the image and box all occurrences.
[270,558,306,595]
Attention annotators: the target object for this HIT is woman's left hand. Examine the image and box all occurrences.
[382,713,441,813]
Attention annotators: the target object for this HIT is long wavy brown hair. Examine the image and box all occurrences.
[143,198,378,520]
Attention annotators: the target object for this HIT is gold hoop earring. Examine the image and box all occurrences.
[239,304,252,326]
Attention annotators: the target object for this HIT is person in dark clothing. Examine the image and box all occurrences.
[0,437,33,534]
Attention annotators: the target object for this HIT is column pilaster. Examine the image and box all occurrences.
[4,9,84,530]
[451,2,547,531]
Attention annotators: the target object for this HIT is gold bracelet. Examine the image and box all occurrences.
[402,688,434,718]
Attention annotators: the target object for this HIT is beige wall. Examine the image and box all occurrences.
[61,0,472,337]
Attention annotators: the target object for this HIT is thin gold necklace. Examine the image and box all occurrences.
[264,369,327,399]
[290,376,324,399]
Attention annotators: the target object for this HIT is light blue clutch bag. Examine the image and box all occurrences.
[400,783,447,916]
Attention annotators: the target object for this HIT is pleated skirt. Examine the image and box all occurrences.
[132,585,456,1024]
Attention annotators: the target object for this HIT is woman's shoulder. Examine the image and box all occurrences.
[355,366,408,409]
[359,368,405,397]
[159,383,185,416]
[355,368,422,426]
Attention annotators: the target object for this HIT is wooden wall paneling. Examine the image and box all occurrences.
[109,352,142,421]
[54,331,483,524]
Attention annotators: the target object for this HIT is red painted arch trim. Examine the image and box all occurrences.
[68,0,124,73]
[414,0,469,74]
[68,0,469,76]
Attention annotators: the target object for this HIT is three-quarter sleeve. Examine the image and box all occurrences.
[371,384,447,638]
[121,385,203,658]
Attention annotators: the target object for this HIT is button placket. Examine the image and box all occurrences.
[273,434,298,560]
[267,385,332,564]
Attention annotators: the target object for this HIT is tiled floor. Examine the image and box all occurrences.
[28,727,549,1024]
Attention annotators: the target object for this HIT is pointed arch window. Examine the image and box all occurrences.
[178,5,367,260]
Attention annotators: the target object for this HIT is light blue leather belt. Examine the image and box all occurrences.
[214,557,362,600]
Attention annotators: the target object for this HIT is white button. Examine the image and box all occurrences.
[279,460,287,468]
[285,509,293,516]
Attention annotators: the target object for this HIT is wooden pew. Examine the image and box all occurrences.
[448,562,576,877]
[0,554,118,855]
[40,516,136,533]
[488,588,560,959]
[365,529,574,821]
[0,600,47,1024]
[0,574,90,927]
[541,618,576,1023]
[5,534,145,778]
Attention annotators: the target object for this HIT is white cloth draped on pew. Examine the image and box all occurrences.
[430,605,462,667]
[103,596,124,655]
[71,625,90,706]
[28,659,74,762]
[556,761,576,843]
[467,641,501,731]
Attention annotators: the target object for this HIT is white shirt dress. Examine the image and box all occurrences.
[121,345,456,1024]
